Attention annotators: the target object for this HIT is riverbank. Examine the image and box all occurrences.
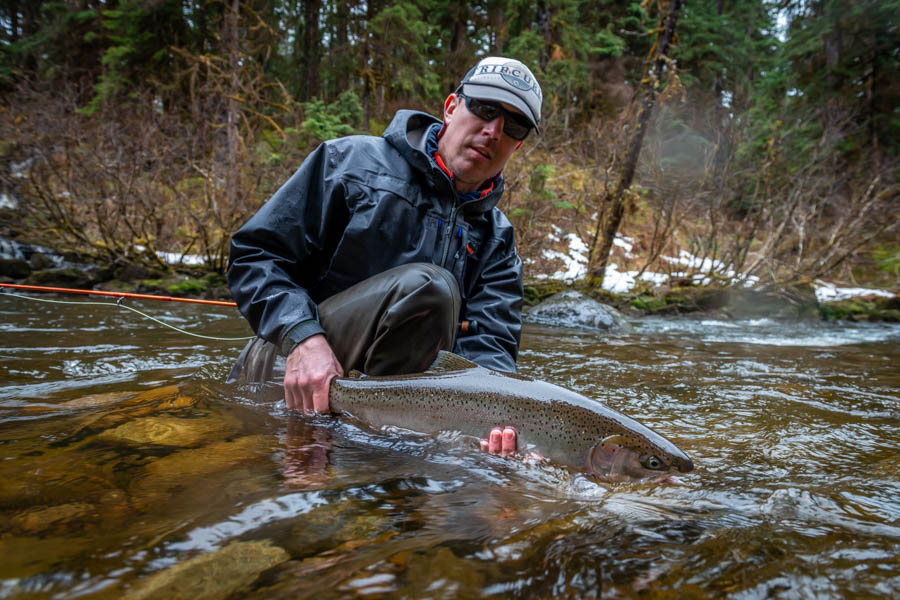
[1,235,897,323]
[523,279,899,323]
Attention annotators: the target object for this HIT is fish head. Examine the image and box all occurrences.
[587,435,694,484]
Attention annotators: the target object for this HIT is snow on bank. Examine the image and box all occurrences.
[531,231,895,301]
[813,281,895,303]
[157,251,206,266]
[134,245,207,267]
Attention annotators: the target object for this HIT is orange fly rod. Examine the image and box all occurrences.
[0,283,238,307]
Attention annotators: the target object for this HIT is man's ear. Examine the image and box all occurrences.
[443,94,460,122]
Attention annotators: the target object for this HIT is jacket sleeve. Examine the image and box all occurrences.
[453,230,523,373]
[227,142,350,354]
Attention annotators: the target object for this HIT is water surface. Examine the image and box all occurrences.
[1,293,898,598]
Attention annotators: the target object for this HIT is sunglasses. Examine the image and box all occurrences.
[458,94,533,141]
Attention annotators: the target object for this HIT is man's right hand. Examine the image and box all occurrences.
[283,334,343,414]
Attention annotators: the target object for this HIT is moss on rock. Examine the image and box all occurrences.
[27,267,96,288]
[820,299,900,322]
[523,280,567,306]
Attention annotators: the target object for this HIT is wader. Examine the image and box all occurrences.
[228,263,460,384]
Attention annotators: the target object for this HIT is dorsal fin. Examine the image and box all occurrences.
[427,351,479,372]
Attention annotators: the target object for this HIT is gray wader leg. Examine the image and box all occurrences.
[227,263,460,384]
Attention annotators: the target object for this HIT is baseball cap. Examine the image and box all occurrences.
[458,57,543,133]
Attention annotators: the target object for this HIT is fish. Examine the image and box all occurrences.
[329,351,694,483]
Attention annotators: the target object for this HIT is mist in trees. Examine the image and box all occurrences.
[0,0,896,289]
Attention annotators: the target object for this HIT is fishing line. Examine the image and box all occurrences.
[1,290,255,342]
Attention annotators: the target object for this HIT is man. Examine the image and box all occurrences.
[227,57,542,455]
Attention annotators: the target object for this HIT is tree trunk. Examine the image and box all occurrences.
[300,0,321,101]
[712,0,729,175]
[587,0,684,289]
[225,0,241,214]
[536,0,552,70]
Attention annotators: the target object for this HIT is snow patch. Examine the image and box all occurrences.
[813,281,895,303]
[135,245,207,267]
[536,232,895,302]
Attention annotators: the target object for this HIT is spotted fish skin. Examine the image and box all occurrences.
[329,352,693,479]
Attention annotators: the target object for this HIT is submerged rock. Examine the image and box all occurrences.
[0,535,95,580]
[9,502,101,536]
[22,391,138,415]
[123,540,289,600]
[98,415,233,448]
[128,435,275,511]
[525,290,632,332]
[83,386,199,432]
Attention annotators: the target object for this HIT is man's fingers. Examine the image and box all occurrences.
[501,426,517,456]
[312,377,332,414]
[282,334,341,414]
[480,426,518,457]
[488,427,503,454]
[284,382,300,412]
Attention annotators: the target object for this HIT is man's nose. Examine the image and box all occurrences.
[482,115,503,139]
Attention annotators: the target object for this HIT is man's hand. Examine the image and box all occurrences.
[283,334,343,413]
[480,426,517,457]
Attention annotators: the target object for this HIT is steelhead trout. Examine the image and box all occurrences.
[330,352,693,483]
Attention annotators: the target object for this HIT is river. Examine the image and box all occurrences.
[1,292,898,598]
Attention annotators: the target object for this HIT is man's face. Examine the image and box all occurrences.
[437,94,524,194]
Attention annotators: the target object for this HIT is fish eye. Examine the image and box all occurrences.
[642,455,665,470]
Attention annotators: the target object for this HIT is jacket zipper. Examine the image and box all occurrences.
[439,204,458,267]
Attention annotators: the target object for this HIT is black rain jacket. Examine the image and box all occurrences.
[227,110,523,372]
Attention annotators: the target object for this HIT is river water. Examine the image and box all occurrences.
[1,292,898,599]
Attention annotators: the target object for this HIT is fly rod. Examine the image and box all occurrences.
[0,283,238,307]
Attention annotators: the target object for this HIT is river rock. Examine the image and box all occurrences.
[0,535,95,580]
[22,391,138,416]
[29,252,56,270]
[123,540,289,600]
[0,449,117,511]
[819,296,900,322]
[27,266,95,288]
[10,502,96,535]
[98,415,233,448]
[84,386,199,432]
[128,435,275,511]
[0,257,31,279]
[526,290,632,332]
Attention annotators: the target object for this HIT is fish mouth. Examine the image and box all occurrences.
[650,474,686,485]
[588,471,687,486]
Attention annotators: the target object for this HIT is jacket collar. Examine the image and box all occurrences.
[383,110,505,214]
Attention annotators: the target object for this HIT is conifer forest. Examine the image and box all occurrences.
[1,0,897,291]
